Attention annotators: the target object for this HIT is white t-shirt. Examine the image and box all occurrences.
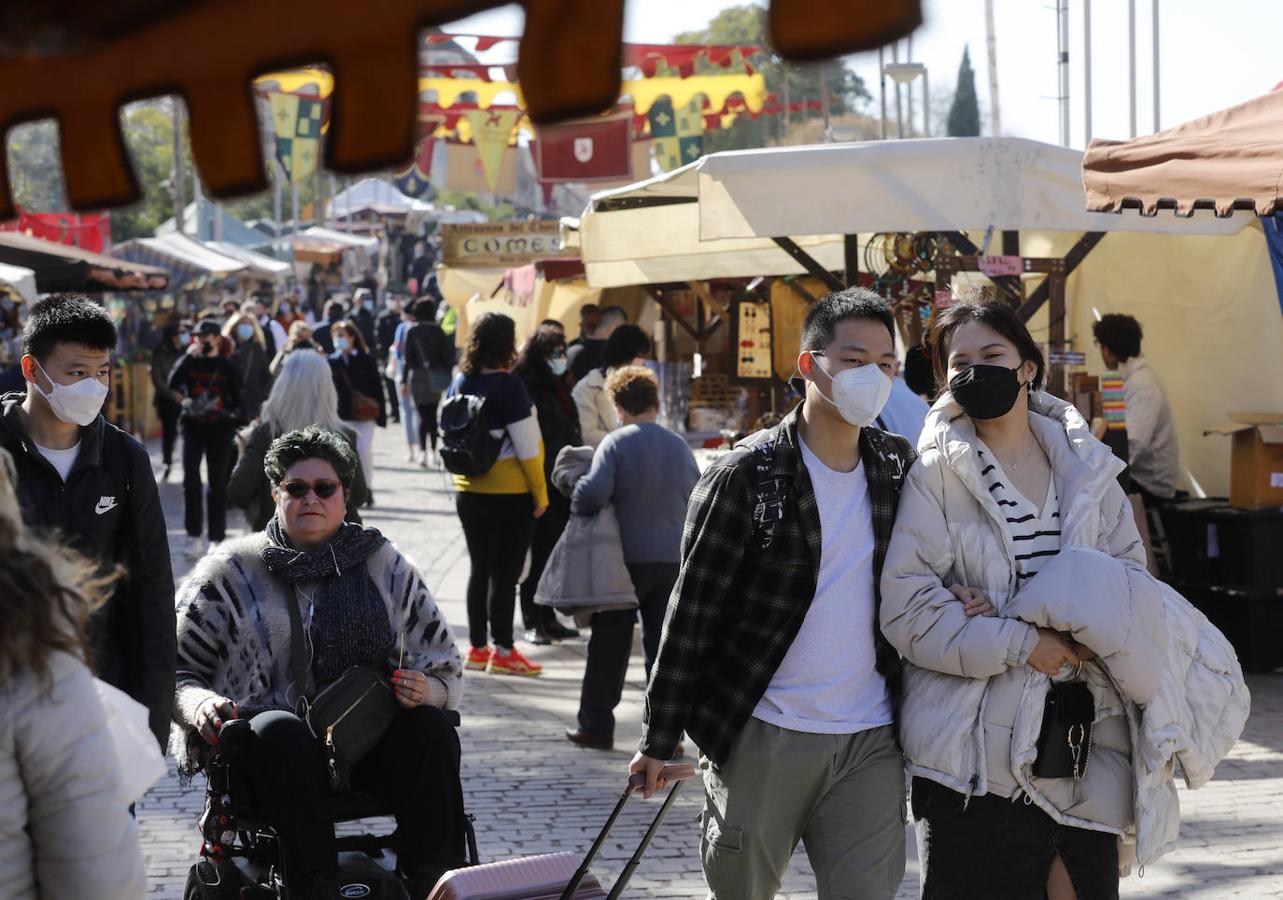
[35,440,80,482]
[752,437,893,735]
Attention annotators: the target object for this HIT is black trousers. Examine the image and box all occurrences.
[577,562,678,736]
[416,399,440,451]
[182,419,235,541]
[911,777,1119,900]
[456,492,535,649]
[518,491,570,631]
[156,399,181,466]
[383,373,400,422]
[235,707,466,886]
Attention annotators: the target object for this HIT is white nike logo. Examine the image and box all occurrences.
[95,497,118,515]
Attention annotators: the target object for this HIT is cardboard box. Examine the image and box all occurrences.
[1204,412,1283,510]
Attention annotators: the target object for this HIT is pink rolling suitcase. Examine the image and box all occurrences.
[427,762,697,900]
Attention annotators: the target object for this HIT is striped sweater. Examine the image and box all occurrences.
[974,445,1063,581]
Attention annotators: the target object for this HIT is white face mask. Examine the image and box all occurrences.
[809,354,893,427]
[34,359,110,427]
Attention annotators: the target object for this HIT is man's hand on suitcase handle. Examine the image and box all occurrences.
[629,753,695,799]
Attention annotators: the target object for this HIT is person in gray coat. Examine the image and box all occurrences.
[0,450,145,900]
[565,366,699,750]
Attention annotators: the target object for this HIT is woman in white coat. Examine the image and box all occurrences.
[571,324,651,448]
[880,297,1246,900]
[0,451,146,900]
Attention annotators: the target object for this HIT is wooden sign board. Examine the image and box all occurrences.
[440,221,572,268]
[736,301,773,380]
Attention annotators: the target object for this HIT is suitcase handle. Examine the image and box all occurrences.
[626,762,696,794]
[560,763,697,900]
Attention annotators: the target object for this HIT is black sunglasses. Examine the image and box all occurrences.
[280,480,341,499]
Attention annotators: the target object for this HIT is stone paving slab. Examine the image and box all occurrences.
[137,428,1283,898]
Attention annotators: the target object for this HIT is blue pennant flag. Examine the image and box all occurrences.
[1263,213,1283,317]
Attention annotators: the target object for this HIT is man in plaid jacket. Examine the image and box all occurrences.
[630,288,918,899]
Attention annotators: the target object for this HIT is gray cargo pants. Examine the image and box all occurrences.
[699,719,906,900]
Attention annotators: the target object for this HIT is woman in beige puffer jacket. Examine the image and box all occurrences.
[0,450,145,900]
[880,300,1247,899]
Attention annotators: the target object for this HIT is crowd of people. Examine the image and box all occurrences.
[143,283,458,561]
[0,279,1243,900]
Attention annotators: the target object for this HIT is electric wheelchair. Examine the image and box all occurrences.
[183,715,478,900]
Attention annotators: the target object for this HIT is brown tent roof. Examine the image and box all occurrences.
[1083,88,1283,218]
[0,0,920,218]
[0,232,169,292]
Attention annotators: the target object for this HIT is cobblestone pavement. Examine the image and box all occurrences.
[139,427,1283,898]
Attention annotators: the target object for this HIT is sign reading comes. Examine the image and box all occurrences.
[440,221,571,268]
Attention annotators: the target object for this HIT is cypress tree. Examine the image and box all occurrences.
[947,46,982,137]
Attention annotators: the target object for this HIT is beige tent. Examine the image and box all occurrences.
[437,263,650,349]
[1083,88,1283,217]
[575,137,1283,497]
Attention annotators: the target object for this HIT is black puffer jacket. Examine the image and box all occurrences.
[517,367,582,481]
[0,393,176,749]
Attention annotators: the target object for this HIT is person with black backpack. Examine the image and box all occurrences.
[440,313,548,678]
[403,298,455,469]
[0,294,176,751]
[629,289,917,900]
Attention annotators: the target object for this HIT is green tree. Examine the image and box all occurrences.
[672,4,870,153]
[7,121,67,212]
[946,46,981,137]
[111,102,184,242]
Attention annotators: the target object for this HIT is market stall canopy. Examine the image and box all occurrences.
[577,137,1252,289]
[206,241,291,281]
[1083,88,1283,218]
[301,226,379,252]
[158,200,274,249]
[113,232,247,292]
[0,262,37,303]
[290,236,347,265]
[328,178,433,218]
[568,212,846,289]
[635,138,1256,241]
[0,0,920,217]
[0,231,168,292]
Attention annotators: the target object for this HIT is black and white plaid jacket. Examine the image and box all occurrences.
[639,405,916,766]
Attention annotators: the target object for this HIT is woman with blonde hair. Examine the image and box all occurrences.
[0,449,147,899]
[223,312,273,419]
[270,319,319,376]
[230,349,368,530]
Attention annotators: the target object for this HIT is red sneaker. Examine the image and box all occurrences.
[487,645,543,676]
[465,646,491,671]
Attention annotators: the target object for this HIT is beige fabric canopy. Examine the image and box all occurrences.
[1083,88,1283,217]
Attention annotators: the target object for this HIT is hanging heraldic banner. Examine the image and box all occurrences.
[440,221,573,268]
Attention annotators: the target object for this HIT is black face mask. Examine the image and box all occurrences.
[949,364,1025,420]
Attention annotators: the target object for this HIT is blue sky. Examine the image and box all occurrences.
[445,0,1281,148]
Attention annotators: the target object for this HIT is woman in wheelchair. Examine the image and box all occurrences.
[173,426,466,899]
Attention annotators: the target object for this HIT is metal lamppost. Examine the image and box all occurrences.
[882,62,929,138]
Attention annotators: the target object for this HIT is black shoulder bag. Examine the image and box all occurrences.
[284,588,398,790]
[1032,678,1095,781]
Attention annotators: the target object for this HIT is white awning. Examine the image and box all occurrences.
[0,261,37,302]
[302,226,379,251]
[578,137,1252,288]
[128,233,248,275]
[207,241,291,280]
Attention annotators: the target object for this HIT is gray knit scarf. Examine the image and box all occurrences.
[261,517,394,688]
[261,517,387,581]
